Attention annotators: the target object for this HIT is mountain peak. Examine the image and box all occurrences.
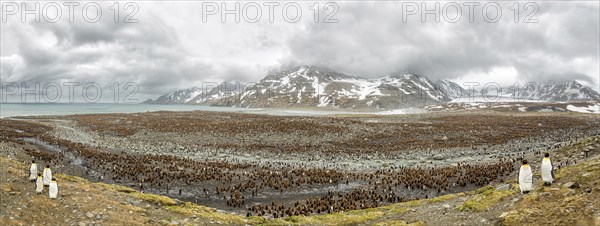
[288,65,348,75]
[144,82,245,105]
[263,65,357,82]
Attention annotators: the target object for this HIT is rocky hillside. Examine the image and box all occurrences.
[428,80,600,103]
[500,81,600,102]
[434,79,472,100]
[0,149,257,225]
[144,87,203,104]
[144,82,245,105]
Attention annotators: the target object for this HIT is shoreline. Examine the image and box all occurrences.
[2,101,598,119]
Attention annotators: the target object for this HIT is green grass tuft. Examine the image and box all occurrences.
[131,192,177,206]
[456,185,517,212]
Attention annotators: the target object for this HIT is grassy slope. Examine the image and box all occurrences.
[0,156,257,226]
[501,155,600,225]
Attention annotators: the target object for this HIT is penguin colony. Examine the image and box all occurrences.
[2,114,598,218]
[25,135,573,218]
[22,148,565,218]
[68,113,595,154]
[27,133,518,217]
[246,161,514,217]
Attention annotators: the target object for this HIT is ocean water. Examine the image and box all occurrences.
[0,103,409,118]
[0,103,261,118]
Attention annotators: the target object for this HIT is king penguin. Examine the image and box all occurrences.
[43,165,52,187]
[35,172,44,194]
[29,160,38,182]
[541,153,554,186]
[519,160,534,194]
[49,178,58,199]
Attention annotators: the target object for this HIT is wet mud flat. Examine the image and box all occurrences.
[2,111,599,217]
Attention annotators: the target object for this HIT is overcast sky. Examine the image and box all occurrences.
[1,1,599,101]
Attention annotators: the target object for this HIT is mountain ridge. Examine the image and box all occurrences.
[145,66,600,108]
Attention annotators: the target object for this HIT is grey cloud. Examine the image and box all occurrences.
[281,1,599,88]
[531,72,594,84]
[2,7,209,100]
[221,64,258,82]
[1,1,598,101]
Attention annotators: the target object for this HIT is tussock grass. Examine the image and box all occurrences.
[425,193,464,203]
[95,183,137,193]
[264,208,385,226]
[500,209,531,226]
[403,200,422,207]
[165,202,251,225]
[131,192,177,206]
[500,154,600,226]
[456,185,517,212]
[374,220,426,226]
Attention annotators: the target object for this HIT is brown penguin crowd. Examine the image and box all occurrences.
[1,112,598,218]
[23,132,520,217]
[66,112,596,154]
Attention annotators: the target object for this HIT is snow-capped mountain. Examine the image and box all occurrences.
[143,82,245,105]
[146,66,600,108]
[433,79,472,100]
[144,87,204,104]
[188,82,246,105]
[500,81,600,102]
[212,66,450,109]
[463,80,600,102]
